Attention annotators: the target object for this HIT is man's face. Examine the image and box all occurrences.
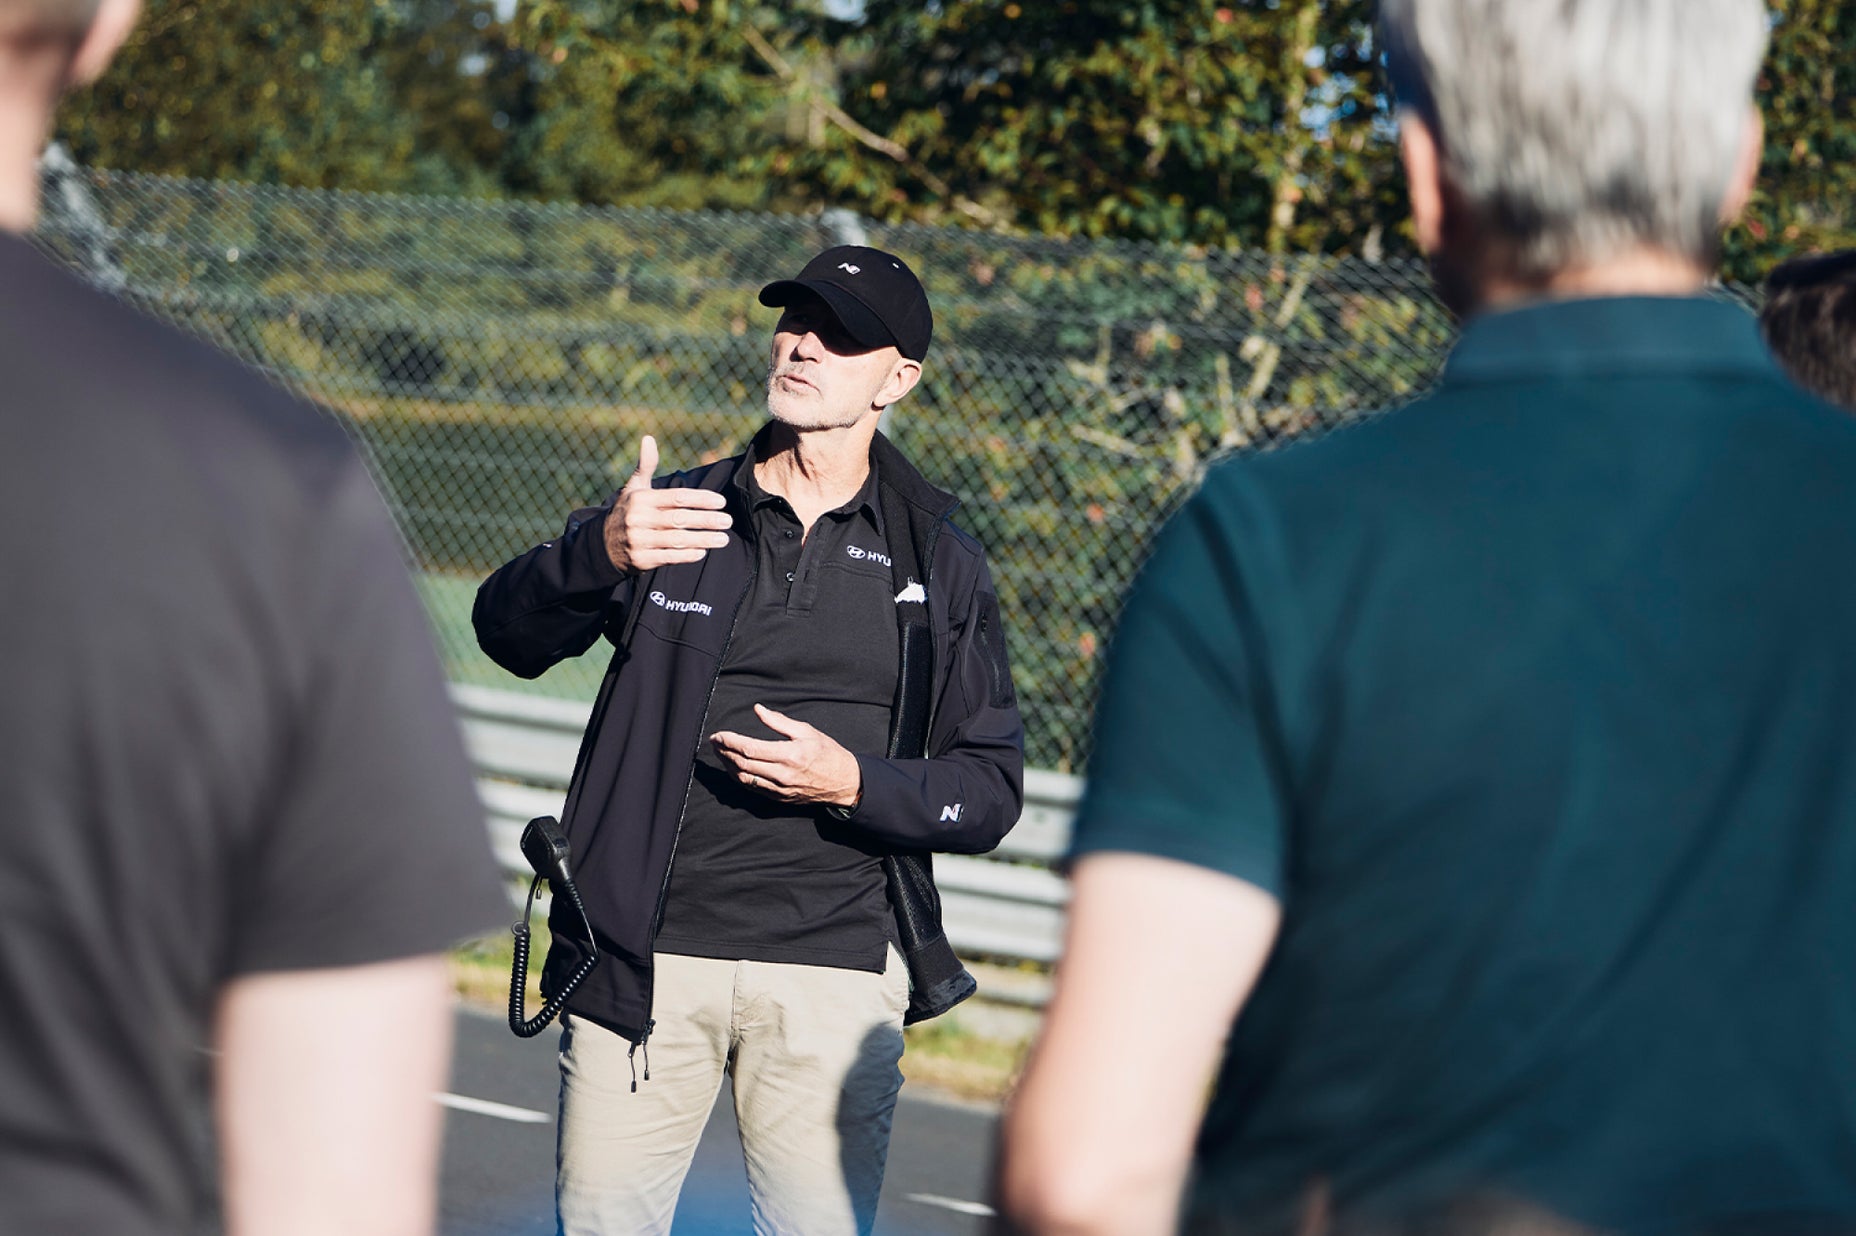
[765,296,908,431]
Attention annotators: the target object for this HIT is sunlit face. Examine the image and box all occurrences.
[765,297,909,431]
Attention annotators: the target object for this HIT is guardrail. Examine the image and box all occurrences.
[455,684,1078,970]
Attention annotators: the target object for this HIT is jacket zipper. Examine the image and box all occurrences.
[637,544,757,1052]
[636,482,954,1047]
[917,512,948,745]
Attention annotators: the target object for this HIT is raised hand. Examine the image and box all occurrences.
[711,704,863,809]
[602,435,733,574]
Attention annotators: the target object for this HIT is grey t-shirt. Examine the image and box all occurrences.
[0,233,506,1234]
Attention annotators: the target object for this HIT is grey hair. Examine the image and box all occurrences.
[1380,0,1769,277]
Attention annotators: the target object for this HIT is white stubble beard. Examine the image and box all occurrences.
[764,363,870,431]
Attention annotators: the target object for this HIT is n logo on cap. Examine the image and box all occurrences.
[837,262,861,274]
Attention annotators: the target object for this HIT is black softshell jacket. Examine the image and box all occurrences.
[473,428,1025,1043]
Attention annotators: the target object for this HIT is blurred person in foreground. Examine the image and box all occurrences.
[0,2,509,1234]
[999,1,1856,1233]
[473,247,1023,1234]
[1759,249,1856,412]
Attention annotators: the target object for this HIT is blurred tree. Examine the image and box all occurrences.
[497,0,857,209]
[53,0,1856,276]
[56,0,505,194]
[381,1,514,197]
[495,0,818,211]
[1723,0,1856,282]
[763,0,1406,255]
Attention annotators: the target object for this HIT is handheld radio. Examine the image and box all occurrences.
[508,815,600,1038]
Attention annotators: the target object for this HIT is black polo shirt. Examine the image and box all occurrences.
[1074,296,1856,1232]
[655,453,900,972]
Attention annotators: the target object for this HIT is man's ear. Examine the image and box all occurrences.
[1718,105,1763,226]
[875,358,921,411]
[1398,113,1447,256]
[70,0,140,87]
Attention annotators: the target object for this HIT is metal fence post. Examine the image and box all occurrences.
[37,142,124,294]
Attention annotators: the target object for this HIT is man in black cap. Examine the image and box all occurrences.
[474,245,1024,1235]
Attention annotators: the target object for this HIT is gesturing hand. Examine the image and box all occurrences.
[603,435,733,574]
[711,705,863,809]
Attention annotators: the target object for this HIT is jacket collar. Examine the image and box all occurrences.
[733,426,885,535]
[870,428,960,523]
[719,422,960,531]
[1442,294,1774,387]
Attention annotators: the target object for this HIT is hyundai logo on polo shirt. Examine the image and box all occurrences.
[845,544,893,569]
[649,590,713,617]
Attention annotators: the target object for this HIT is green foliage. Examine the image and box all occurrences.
[793,0,1402,255]
[1723,0,1856,282]
[489,1,797,210]
[57,0,506,195]
[382,1,519,197]
[54,0,1856,278]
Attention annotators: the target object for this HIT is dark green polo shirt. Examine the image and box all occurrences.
[1073,297,1856,1234]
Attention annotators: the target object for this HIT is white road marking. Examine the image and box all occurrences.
[434,1092,551,1124]
[906,1192,996,1217]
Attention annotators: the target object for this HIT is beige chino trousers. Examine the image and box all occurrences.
[555,946,910,1236]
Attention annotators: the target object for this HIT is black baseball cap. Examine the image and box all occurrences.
[759,245,934,362]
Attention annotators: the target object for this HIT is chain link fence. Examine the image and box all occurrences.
[30,156,1472,772]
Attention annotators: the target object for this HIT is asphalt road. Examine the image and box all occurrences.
[440,1007,1001,1236]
